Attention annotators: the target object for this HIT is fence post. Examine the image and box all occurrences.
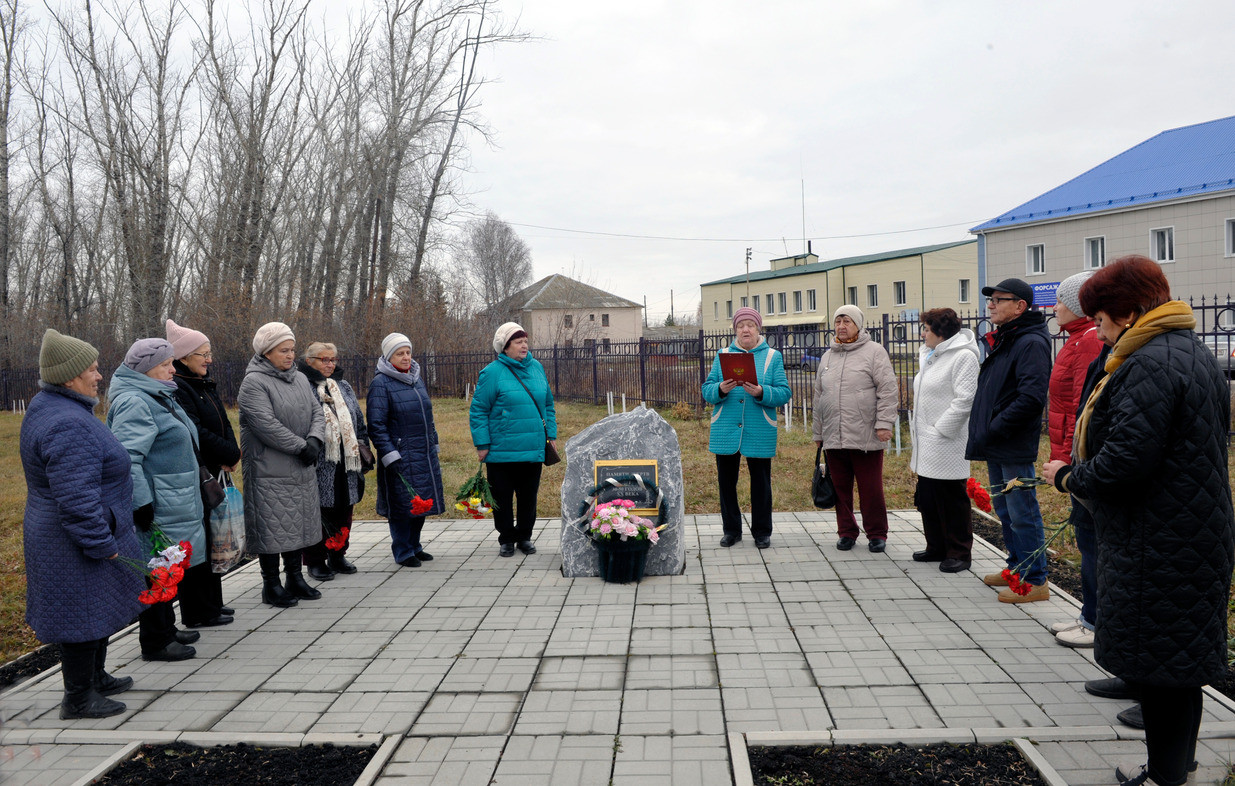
[697,330,706,390]
[592,342,599,405]
[553,343,559,393]
[639,337,648,404]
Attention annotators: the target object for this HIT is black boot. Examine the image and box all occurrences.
[284,550,321,600]
[260,553,298,607]
[60,640,125,719]
[327,553,357,574]
[93,638,132,697]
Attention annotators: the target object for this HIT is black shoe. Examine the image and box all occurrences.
[398,555,422,568]
[1117,704,1144,730]
[939,558,971,573]
[60,690,126,719]
[174,629,200,645]
[719,534,741,547]
[415,551,433,562]
[836,537,856,551]
[327,554,358,574]
[186,615,233,628]
[220,606,234,616]
[95,673,133,697]
[516,541,537,555]
[285,571,322,600]
[142,641,196,662]
[499,543,515,557]
[262,582,298,607]
[1085,677,1139,700]
[868,539,886,553]
[755,537,770,549]
[307,563,336,581]
[912,550,943,562]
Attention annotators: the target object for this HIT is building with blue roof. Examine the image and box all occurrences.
[971,115,1235,308]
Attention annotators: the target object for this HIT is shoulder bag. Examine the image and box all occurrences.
[812,445,836,509]
[506,368,561,466]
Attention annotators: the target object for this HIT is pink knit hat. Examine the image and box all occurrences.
[732,307,762,329]
[166,318,210,360]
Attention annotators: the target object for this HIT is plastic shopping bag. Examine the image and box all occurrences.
[211,472,246,573]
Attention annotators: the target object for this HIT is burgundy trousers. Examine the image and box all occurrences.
[825,448,888,541]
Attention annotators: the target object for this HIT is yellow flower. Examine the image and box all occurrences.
[455,502,468,511]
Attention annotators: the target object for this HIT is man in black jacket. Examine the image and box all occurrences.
[965,278,1052,603]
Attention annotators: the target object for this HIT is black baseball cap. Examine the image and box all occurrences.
[981,278,1034,304]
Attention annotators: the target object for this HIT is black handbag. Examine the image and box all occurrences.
[812,445,836,509]
[200,467,226,511]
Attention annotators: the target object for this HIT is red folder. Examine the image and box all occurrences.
[719,352,757,383]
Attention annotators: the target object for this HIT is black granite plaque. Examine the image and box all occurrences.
[593,459,660,514]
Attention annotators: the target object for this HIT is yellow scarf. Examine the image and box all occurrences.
[1074,301,1195,460]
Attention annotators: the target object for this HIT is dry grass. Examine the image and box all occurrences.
[0,399,1228,664]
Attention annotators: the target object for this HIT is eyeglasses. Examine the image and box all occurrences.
[311,357,338,365]
[986,296,1018,304]
[189,351,213,360]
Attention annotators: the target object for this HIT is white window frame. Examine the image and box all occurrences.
[777,292,787,313]
[893,280,907,307]
[1225,219,1235,257]
[847,286,858,305]
[959,279,971,303]
[1084,236,1106,270]
[867,284,878,308]
[807,289,817,311]
[752,296,760,314]
[725,301,732,319]
[740,296,748,308]
[1151,226,1175,263]
[1026,244,1045,276]
[713,302,718,320]
[792,291,802,313]
[765,293,774,314]
[601,313,609,327]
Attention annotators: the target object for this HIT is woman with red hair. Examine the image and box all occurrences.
[1044,255,1234,786]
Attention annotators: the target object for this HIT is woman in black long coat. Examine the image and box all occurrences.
[1045,255,1235,786]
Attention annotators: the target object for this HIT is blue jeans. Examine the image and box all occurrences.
[987,461,1047,586]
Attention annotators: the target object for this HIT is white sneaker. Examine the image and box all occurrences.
[1056,625,1095,648]
[1050,619,1082,634]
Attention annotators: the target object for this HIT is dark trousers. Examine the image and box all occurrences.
[826,448,888,541]
[715,453,772,538]
[138,600,176,655]
[488,461,543,544]
[179,511,224,625]
[1138,683,1203,786]
[59,637,107,698]
[306,504,354,564]
[914,476,971,560]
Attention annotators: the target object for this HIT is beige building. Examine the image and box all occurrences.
[486,274,643,350]
[700,240,978,339]
[972,115,1235,312]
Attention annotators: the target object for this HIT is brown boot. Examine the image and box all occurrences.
[998,583,1049,603]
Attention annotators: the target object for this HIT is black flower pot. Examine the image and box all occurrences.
[594,537,652,584]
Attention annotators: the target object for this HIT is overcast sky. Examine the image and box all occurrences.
[460,0,1235,324]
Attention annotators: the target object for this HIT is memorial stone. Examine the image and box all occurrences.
[560,405,686,577]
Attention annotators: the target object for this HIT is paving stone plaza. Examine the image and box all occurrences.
[3,512,1235,785]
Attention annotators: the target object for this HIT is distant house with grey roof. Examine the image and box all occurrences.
[972,115,1235,313]
[485,274,643,350]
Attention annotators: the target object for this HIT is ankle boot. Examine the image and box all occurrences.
[283,550,321,600]
[259,553,298,607]
[93,638,132,696]
[60,641,125,719]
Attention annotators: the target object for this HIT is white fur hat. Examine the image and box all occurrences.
[252,321,295,356]
[381,332,412,360]
[492,322,527,354]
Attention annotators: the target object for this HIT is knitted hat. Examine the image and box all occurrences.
[1056,272,1093,318]
[732,307,762,329]
[492,322,527,354]
[39,328,99,385]
[252,322,295,356]
[381,332,412,360]
[123,338,175,375]
[166,318,210,360]
[833,304,865,328]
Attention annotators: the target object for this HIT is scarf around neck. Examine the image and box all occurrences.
[300,361,360,471]
[1073,300,1195,460]
[377,354,420,386]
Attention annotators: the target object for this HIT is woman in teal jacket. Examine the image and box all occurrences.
[107,339,204,663]
[469,322,557,557]
[702,307,792,549]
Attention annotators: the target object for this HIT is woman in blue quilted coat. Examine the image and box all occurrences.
[22,330,145,719]
[702,307,792,549]
[1045,256,1235,786]
[469,322,557,558]
[108,338,205,664]
[369,333,445,567]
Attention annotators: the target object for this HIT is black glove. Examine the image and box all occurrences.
[133,503,154,532]
[298,436,323,466]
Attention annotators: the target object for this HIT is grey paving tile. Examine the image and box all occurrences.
[296,630,394,659]
[619,688,725,735]
[628,626,715,656]
[409,692,522,736]
[313,691,430,735]
[722,686,833,732]
[121,690,247,731]
[492,735,616,785]
[624,655,717,690]
[629,602,710,628]
[534,656,627,691]
[824,685,945,729]
[350,657,453,692]
[919,682,1055,728]
[381,629,472,659]
[0,743,129,786]
[711,626,801,654]
[439,656,538,692]
[377,735,504,785]
[805,649,913,687]
[544,625,631,657]
[262,657,369,692]
[611,734,731,785]
[717,652,815,689]
[894,647,1013,685]
[214,690,336,733]
[462,627,551,658]
[513,689,622,735]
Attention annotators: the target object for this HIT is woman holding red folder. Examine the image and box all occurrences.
[702,307,791,549]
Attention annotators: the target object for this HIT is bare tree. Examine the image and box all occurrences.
[0,0,26,365]
[459,210,531,312]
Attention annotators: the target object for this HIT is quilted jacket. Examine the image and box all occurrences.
[172,362,241,475]
[238,355,325,554]
[811,330,898,452]
[909,328,980,480]
[300,361,368,509]
[21,384,145,643]
[1047,317,1103,462]
[965,310,1051,463]
[1063,328,1234,687]
[703,338,792,458]
[469,353,557,464]
[106,365,206,567]
[368,368,444,519]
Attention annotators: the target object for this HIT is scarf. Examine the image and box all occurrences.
[314,376,361,472]
[377,355,421,386]
[1074,300,1195,460]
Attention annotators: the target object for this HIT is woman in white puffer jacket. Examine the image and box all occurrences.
[909,308,980,573]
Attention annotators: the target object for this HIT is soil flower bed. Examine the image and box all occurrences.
[97,741,377,785]
[748,742,1046,786]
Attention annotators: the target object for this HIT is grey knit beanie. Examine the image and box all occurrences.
[381,332,412,360]
[123,338,175,375]
[40,328,99,385]
[1056,272,1093,318]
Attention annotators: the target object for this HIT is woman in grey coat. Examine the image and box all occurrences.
[238,322,326,607]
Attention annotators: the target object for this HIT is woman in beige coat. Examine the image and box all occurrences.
[812,305,899,552]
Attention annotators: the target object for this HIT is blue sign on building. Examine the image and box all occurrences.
[1033,282,1059,308]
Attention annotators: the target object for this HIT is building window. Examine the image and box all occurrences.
[847,286,858,305]
[740,296,748,308]
[1226,219,1235,257]
[589,313,595,322]
[893,280,907,307]
[807,289,817,311]
[713,302,718,320]
[752,296,760,314]
[584,338,595,347]
[601,313,609,327]
[777,293,787,313]
[959,279,971,303]
[867,284,878,307]
[1151,227,1174,263]
[1084,236,1106,269]
[602,338,611,352]
[565,338,573,348]
[1026,244,1045,275]
[793,291,802,312]
[564,314,573,328]
[765,294,774,314]
[725,300,732,319]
